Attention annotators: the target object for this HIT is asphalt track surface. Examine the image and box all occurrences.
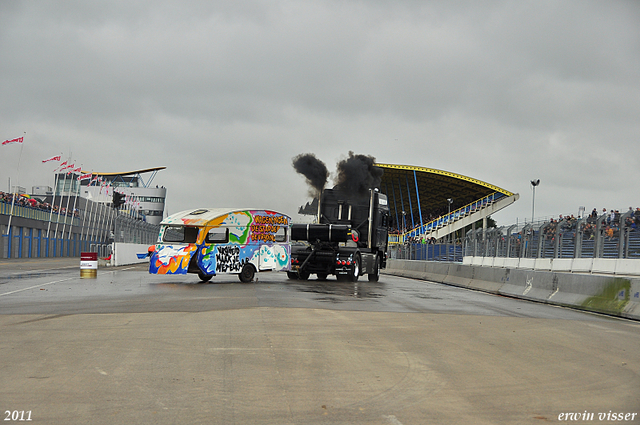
[1,258,639,425]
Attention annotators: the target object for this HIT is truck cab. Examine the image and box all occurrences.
[290,188,390,281]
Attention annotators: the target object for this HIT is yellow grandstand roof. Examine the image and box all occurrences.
[376,163,514,225]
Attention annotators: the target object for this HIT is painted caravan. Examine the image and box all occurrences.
[149,208,291,282]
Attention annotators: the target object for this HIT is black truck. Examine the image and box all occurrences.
[288,188,390,282]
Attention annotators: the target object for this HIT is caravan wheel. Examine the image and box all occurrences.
[198,271,213,283]
[239,264,256,283]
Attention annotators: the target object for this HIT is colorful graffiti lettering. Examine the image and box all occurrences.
[215,245,242,273]
[253,215,289,225]
[250,213,288,243]
[250,224,279,234]
[253,232,276,243]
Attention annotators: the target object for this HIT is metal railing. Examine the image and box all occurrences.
[464,211,640,260]
[1,198,160,259]
[390,242,464,262]
[391,192,504,243]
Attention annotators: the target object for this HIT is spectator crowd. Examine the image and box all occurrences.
[0,190,80,217]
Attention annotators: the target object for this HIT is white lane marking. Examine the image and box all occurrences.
[0,276,77,297]
[3,265,78,276]
[0,266,140,297]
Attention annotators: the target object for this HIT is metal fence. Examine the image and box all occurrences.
[389,210,640,263]
[390,241,464,262]
[1,198,159,259]
[464,211,640,260]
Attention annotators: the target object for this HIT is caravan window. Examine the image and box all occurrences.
[275,226,287,242]
[162,226,199,243]
[206,228,229,243]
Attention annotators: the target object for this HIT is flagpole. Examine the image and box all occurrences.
[4,132,25,236]
[88,191,99,245]
[46,168,60,238]
[16,132,25,183]
[60,169,75,243]
[53,160,69,241]
[84,198,95,243]
[80,198,89,249]
[6,193,16,236]
[67,169,84,240]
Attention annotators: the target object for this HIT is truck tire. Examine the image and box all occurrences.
[368,256,380,282]
[198,271,213,283]
[349,254,361,282]
[238,264,255,283]
[287,271,298,280]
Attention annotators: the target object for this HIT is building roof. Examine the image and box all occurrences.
[376,163,515,221]
[82,166,166,177]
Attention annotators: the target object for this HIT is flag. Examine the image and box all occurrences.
[42,155,61,163]
[77,173,92,181]
[2,137,23,146]
[66,167,82,175]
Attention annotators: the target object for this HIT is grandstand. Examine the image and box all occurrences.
[376,163,519,244]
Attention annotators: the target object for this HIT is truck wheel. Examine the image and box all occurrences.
[349,255,361,282]
[287,271,298,280]
[238,264,255,283]
[198,271,213,283]
[368,256,380,282]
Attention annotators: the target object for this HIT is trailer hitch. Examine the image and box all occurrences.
[298,242,318,276]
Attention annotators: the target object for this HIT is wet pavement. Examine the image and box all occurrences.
[1,258,639,424]
[0,258,619,320]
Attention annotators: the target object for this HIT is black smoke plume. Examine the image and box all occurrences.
[292,153,329,196]
[333,151,383,198]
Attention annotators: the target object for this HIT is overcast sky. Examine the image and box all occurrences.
[1,0,638,226]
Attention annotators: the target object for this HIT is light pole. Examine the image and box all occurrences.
[447,198,453,244]
[531,179,540,223]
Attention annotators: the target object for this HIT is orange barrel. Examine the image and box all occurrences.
[80,252,98,278]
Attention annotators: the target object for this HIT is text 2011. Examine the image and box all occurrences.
[4,411,32,421]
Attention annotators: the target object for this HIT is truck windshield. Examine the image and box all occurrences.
[162,225,199,243]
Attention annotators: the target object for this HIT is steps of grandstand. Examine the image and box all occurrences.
[390,192,519,244]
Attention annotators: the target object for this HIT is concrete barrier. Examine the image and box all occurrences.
[113,242,152,267]
[384,260,640,321]
[463,256,640,276]
[551,258,573,273]
[571,258,593,274]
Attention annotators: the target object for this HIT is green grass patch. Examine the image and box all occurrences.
[580,277,630,314]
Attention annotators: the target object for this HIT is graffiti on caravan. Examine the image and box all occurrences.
[216,245,241,273]
[251,215,287,243]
